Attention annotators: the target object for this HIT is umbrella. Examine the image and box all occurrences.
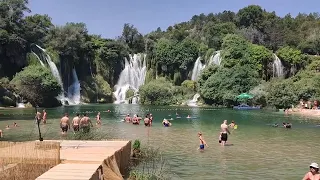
[236,93,253,99]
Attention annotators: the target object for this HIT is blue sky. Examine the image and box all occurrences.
[29,0,320,38]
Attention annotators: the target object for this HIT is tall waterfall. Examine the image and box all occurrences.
[272,54,284,77]
[209,51,222,66]
[31,45,81,105]
[191,57,206,81]
[67,68,81,104]
[113,54,146,104]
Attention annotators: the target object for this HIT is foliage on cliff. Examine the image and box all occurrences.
[10,65,62,107]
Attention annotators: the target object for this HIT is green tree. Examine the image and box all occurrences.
[10,65,62,107]
[266,80,298,109]
[120,23,144,53]
[139,78,173,105]
[237,5,264,30]
[202,22,236,49]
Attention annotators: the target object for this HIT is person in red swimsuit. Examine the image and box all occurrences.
[303,162,320,180]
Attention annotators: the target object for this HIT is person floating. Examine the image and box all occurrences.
[220,120,231,146]
[302,162,319,180]
[198,132,208,150]
[72,114,80,132]
[60,113,70,135]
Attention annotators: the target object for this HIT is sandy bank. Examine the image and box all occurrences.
[287,108,320,118]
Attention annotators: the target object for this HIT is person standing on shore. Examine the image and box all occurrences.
[42,109,47,124]
[302,162,320,180]
[220,120,231,146]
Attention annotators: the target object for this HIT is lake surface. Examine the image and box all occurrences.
[1,104,320,180]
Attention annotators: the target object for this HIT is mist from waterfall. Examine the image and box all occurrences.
[209,51,222,66]
[272,54,284,77]
[31,45,81,105]
[113,54,146,104]
[191,57,206,81]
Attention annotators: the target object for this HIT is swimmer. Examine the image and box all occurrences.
[5,125,10,130]
[198,132,208,150]
[144,115,150,127]
[149,114,153,126]
[60,113,70,135]
[125,114,132,123]
[229,121,235,128]
[96,112,101,125]
[303,162,320,180]
[162,119,172,127]
[42,109,47,124]
[220,120,231,146]
[132,114,139,125]
[283,122,292,129]
[187,115,191,118]
[72,114,80,132]
[13,122,18,127]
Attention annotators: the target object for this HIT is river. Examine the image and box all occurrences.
[0,104,319,179]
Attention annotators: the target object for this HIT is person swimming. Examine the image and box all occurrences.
[187,115,191,118]
[283,122,292,128]
[162,119,171,127]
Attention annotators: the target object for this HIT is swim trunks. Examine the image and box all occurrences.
[73,125,79,132]
[133,122,139,125]
[164,123,169,127]
[61,125,68,132]
[221,133,228,142]
[199,144,205,149]
[144,123,149,126]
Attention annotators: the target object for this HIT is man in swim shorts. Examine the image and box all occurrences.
[220,120,231,146]
[72,114,80,132]
[60,113,70,135]
[144,115,150,127]
[80,113,93,133]
[198,132,208,150]
[303,162,320,180]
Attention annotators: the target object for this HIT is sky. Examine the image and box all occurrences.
[28,0,320,39]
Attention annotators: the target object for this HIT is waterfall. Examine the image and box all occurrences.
[67,68,81,104]
[208,51,222,66]
[31,45,81,105]
[191,57,206,81]
[132,97,137,104]
[272,54,284,77]
[187,93,201,107]
[113,54,147,104]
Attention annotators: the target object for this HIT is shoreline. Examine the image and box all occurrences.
[287,108,320,118]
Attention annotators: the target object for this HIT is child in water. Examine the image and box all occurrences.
[198,132,208,150]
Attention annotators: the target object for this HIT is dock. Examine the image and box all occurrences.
[36,140,131,180]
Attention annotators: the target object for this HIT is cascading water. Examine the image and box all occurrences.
[113,54,146,104]
[209,51,222,66]
[31,45,81,105]
[272,54,284,77]
[187,93,201,107]
[67,68,81,104]
[191,57,206,81]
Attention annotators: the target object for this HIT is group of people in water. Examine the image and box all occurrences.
[123,113,154,126]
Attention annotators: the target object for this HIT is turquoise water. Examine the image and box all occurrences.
[0,104,320,179]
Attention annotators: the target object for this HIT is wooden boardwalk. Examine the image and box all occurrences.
[36,140,131,180]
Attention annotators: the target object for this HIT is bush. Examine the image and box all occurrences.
[10,65,62,107]
[139,78,173,105]
[181,80,196,92]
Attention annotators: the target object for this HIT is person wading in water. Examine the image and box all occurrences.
[42,109,47,124]
[220,120,231,146]
[72,114,81,132]
[198,132,208,150]
[60,113,70,135]
[303,162,320,180]
[80,114,93,133]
